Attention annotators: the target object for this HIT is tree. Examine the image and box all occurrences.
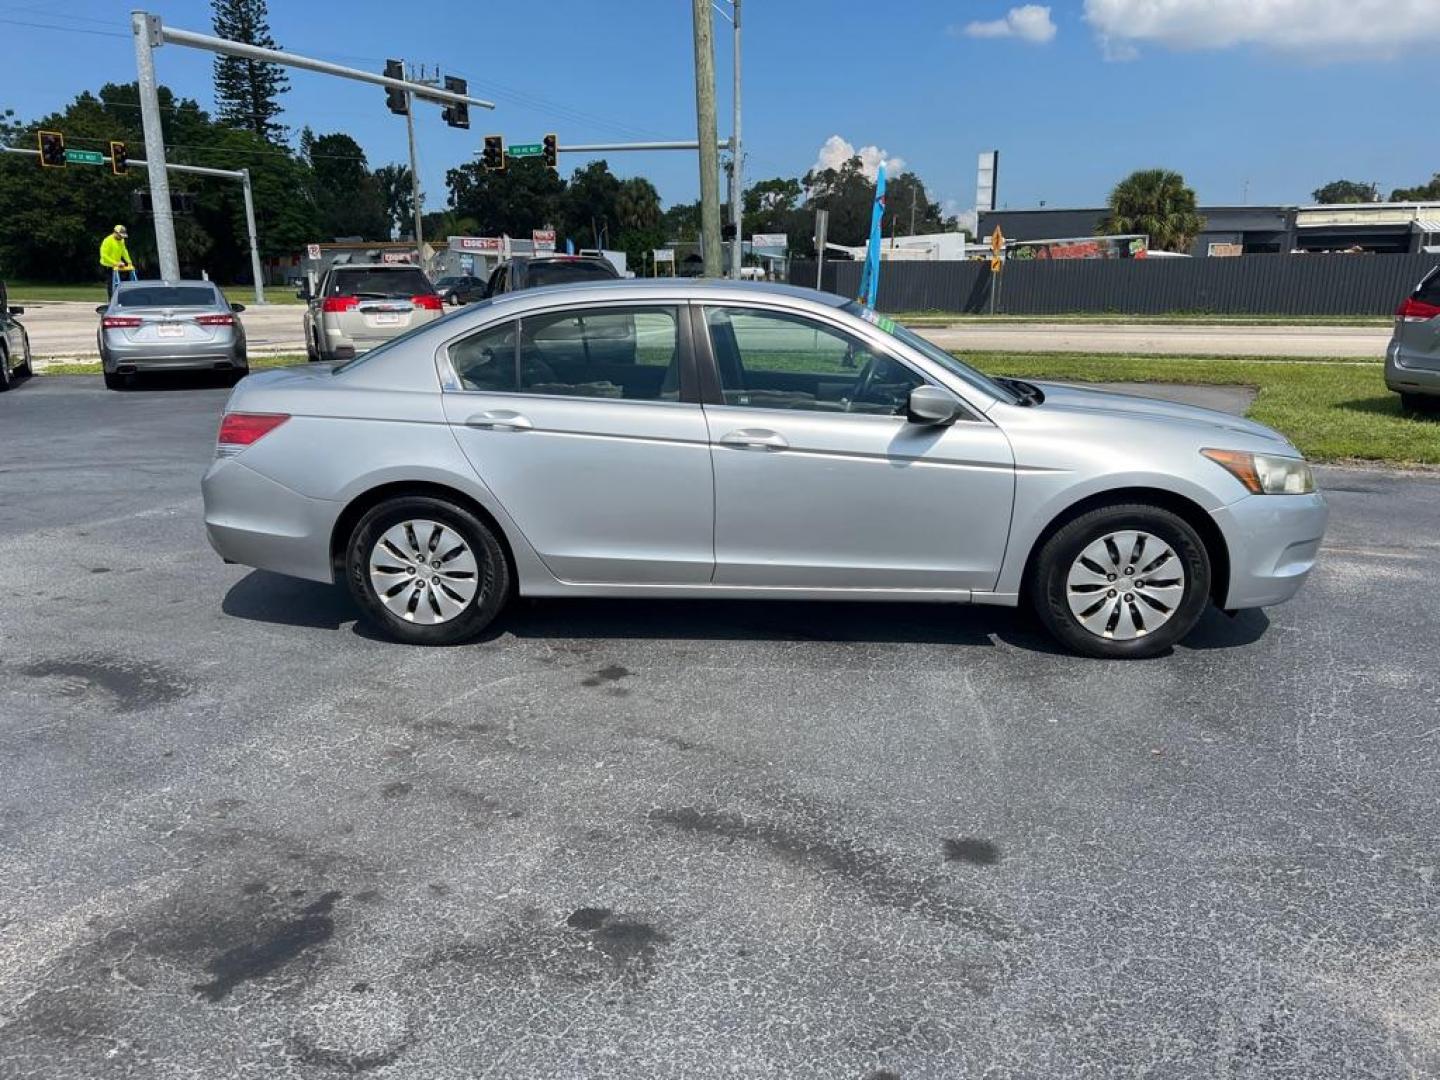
[1312,179,1379,204]
[1391,175,1440,202]
[1101,169,1205,253]
[614,176,663,274]
[662,200,701,242]
[211,0,290,143]
[560,160,622,249]
[302,129,387,239]
[884,172,946,236]
[802,156,879,247]
[445,155,564,239]
[374,163,414,240]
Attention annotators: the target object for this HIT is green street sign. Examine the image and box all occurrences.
[508,143,543,158]
[65,149,107,165]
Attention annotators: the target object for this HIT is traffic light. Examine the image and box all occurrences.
[441,76,469,130]
[542,133,558,170]
[482,135,505,173]
[722,222,737,242]
[384,59,408,115]
[109,141,128,176]
[38,130,65,168]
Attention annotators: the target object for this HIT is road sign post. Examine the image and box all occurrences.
[988,226,1005,315]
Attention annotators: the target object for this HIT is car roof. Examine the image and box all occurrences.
[480,278,848,311]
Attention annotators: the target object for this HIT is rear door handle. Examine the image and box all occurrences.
[718,428,788,451]
[465,410,533,432]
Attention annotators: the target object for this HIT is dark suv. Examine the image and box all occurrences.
[484,255,619,297]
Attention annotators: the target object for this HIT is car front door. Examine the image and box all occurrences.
[442,303,714,584]
[697,304,1015,592]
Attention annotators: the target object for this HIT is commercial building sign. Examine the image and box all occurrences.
[532,228,556,252]
[1208,242,1244,257]
[452,236,504,253]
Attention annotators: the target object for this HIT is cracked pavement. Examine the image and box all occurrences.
[0,375,1436,1078]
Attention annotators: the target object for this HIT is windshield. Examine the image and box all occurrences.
[526,261,618,288]
[116,286,219,308]
[327,267,435,298]
[841,301,1019,405]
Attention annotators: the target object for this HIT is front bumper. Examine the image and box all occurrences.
[1384,339,1440,396]
[1210,491,1328,609]
[202,457,340,583]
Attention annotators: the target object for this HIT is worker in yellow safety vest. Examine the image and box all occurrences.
[99,225,135,298]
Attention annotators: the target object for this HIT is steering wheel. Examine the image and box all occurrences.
[846,352,879,411]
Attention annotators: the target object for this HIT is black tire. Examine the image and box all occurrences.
[103,371,126,391]
[306,327,320,362]
[227,367,249,387]
[17,335,33,378]
[1031,503,1211,660]
[345,495,511,646]
[1400,392,1440,414]
[0,347,11,392]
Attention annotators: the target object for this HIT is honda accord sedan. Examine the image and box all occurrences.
[203,281,1327,658]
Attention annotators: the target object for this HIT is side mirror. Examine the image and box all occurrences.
[96,304,109,314]
[296,283,311,301]
[8,306,23,316]
[906,385,962,426]
[230,303,246,313]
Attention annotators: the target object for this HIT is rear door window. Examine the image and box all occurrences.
[518,307,681,401]
[327,268,434,298]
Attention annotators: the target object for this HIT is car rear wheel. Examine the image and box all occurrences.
[345,496,511,645]
[306,327,320,362]
[1400,392,1440,414]
[103,371,127,391]
[1032,503,1211,660]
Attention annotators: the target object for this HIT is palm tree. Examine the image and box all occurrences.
[615,177,661,232]
[1102,169,1205,253]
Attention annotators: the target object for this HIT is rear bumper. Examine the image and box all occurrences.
[202,457,339,584]
[1385,339,1440,395]
[1211,491,1328,609]
[103,338,246,373]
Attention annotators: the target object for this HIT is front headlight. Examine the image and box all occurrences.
[1201,448,1315,494]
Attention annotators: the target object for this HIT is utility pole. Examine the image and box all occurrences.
[691,0,722,277]
[404,63,437,263]
[132,13,179,282]
[729,0,743,278]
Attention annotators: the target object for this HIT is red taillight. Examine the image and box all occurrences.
[217,412,289,448]
[1397,297,1440,322]
[102,315,142,329]
[322,295,358,313]
[195,313,236,326]
[412,294,443,311]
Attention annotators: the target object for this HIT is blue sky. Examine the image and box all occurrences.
[3,0,1437,215]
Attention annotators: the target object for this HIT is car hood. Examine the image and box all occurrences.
[1029,381,1291,448]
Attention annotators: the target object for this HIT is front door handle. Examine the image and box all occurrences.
[465,410,533,432]
[718,428,788,451]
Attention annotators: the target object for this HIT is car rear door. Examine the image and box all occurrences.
[442,302,715,584]
[1394,268,1440,372]
[696,303,1015,592]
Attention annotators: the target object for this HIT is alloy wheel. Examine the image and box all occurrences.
[367,519,479,625]
[1065,530,1186,640]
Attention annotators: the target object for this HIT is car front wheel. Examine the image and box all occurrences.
[1032,503,1211,659]
[345,496,511,645]
[1400,392,1440,414]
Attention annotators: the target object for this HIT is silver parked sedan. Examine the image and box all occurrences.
[99,280,247,389]
[203,281,1328,658]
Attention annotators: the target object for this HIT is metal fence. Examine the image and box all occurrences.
[788,253,1440,316]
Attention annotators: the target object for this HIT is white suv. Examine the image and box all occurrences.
[302,264,444,363]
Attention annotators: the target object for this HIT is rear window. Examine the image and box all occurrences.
[327,267,434,298]
[1415,269,1440,306]
[526,260,619,288]
[117,286,218,307]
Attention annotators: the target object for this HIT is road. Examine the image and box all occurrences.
[0,375,1436,1079]
[20,301,1392,363]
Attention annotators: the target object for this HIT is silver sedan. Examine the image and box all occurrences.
[99,280,247,389]
[202,280,1328,658]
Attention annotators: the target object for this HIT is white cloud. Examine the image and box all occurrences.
[1084,0,1440,58]
[961,5,1057,44]
[810,135,905,181]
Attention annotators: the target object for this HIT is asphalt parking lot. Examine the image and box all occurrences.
[1,374,1437,1079]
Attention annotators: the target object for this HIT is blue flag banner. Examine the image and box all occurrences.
[856,161,887,308]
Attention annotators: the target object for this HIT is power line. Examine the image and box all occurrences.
[0,15,127,38]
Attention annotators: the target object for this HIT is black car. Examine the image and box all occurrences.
[434,275,487,306]
[483,254,620,297]
[0,281,34,391]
